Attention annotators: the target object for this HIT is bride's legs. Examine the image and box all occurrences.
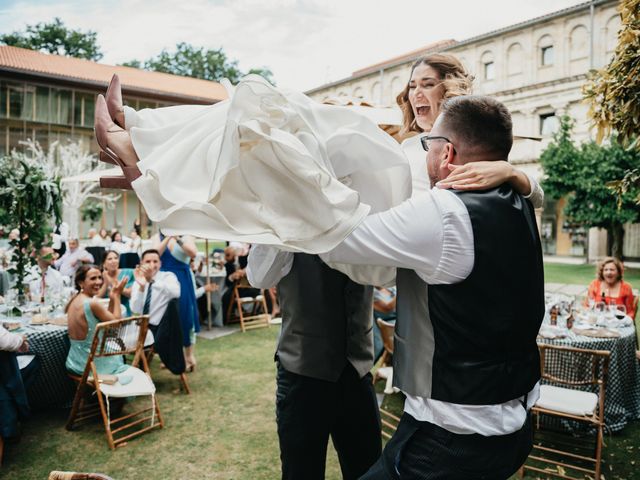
[104,73,210,130]
[105,74,125,128]
[95,94,141,189]
[95,95,139,167]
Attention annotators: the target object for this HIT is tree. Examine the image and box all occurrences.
[0,17,103,61]
[122,42,274,84]
[583,0,640,203]
[540,117,640,259]
[0,144,62,295]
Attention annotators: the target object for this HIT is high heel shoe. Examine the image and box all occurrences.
[105,74,125,128]
[94,94,141,189]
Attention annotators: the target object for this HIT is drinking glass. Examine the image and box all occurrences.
[613,304,627,320]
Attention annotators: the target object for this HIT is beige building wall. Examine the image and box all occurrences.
[307,0,635,260]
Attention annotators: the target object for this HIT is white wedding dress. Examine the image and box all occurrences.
[127,75,411,283]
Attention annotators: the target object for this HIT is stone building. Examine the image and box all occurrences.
[307,0,637,261]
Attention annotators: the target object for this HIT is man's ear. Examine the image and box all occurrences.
[440,143,456,170]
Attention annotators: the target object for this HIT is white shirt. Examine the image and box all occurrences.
[252,187,540,436]
[54,248,94,278]
[110,241,130,254]
[129,271,180,326]
[0,324,24,351]
[26,265,64,301]
[90,235,108,247]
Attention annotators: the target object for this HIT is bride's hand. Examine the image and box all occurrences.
[435,161,514,191]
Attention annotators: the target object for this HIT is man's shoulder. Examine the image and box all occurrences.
[157,271,179,282]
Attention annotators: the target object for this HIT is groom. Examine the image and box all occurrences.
[322,95,544,479]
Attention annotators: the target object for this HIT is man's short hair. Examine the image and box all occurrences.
[141,249,160,261]
[439,95,513,160]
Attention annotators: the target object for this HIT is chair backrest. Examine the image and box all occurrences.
[83,315,150,379]
[236,276,254,289]
[376,318,395,355]
[85,246,105,265]
[49,472,114,480]
[538,343,610,417]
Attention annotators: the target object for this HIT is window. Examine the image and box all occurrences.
[74,92,95,128]
[8,85,24,119]
[484,61,495,80]
[539,113,559,136]
[541,45,554,66]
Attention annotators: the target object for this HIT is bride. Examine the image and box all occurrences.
[94,72,537,283]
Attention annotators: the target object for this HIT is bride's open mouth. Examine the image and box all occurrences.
[416,106,430,116]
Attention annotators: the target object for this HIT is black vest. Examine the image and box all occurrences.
[277,254,374,382]
[427,185,544,404]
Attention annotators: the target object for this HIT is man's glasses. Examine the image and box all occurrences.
[420,135,454,152]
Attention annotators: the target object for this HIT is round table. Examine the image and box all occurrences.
[538,324,640,432]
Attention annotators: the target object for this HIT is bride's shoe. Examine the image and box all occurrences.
[95,94,141,188]
[105,74,125,128]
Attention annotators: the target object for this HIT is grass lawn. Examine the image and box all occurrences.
[2,263,639,479]
[4,325,639,479]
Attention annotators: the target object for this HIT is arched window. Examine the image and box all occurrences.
[353,87,364,99]
[605,14,621,58]
[389,76,402,103]
[371,82,382,105]
[538,35,554,66]
[480,51,495,80]
[569,25,589,60]
[506,43,524,76]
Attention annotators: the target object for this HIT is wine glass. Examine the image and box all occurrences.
[613,304,627,320]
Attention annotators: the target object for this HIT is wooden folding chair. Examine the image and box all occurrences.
[372,318,399,439]
[520,344,610,480]
[226,277,270,332]
[49,472,114,480]
[373,318,397,394]
[66,315,164,449]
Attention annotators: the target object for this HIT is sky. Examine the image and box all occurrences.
[0,0,588,91]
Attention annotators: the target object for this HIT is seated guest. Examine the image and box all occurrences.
[26,246,64,303]
[54,239,94,278]
[129,249,180,329]
[373,286,397,362]
[0,324,39,443]
[98,250,135,316]
[110,231,129,254]
[88,228,101,246]
[96,228,110,247]
[587,257,636,319]
[221,246,260,324]
[128,230,142,254]
[65,265,129,376]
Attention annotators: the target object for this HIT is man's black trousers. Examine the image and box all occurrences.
[360,412,533,480]
[276,362,382,480]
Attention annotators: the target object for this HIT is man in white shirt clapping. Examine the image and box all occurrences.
[130,249,180,327]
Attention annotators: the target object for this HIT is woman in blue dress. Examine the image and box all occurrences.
[154,232,199,371]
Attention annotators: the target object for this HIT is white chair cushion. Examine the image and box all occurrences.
[99,366,156,398]
[535,385,598,416]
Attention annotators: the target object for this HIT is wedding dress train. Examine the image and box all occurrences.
[126,75,411,283]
